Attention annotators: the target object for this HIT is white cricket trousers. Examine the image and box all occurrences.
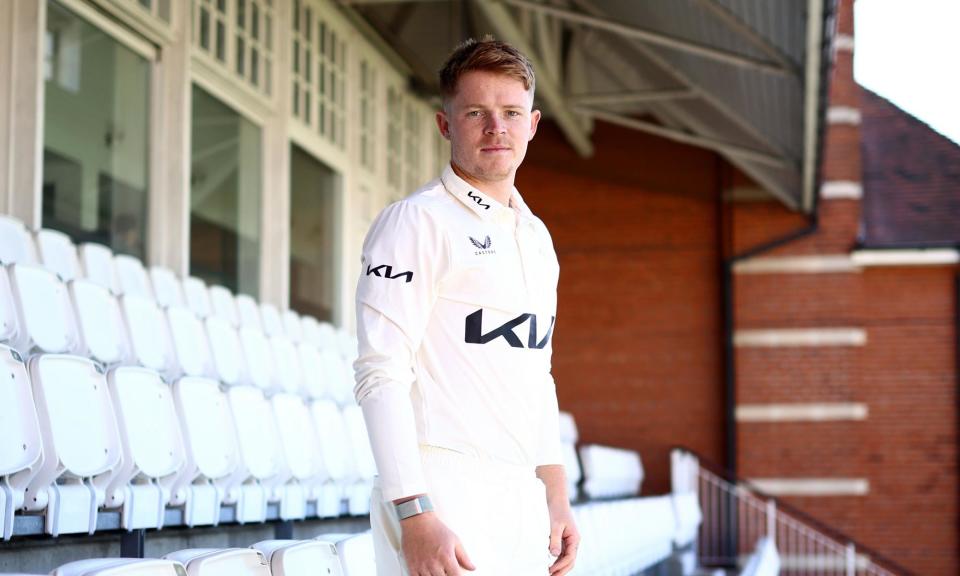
[371,445,554,576]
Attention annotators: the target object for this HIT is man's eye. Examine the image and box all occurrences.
[506,111,521,117]
[467,111,482,117]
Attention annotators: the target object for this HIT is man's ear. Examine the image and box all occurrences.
[436,110,451,140]
[528,109,542,141]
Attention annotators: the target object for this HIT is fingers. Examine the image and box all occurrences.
[548,521,563,557]
[454,541,476,571]
[549,531,580,575]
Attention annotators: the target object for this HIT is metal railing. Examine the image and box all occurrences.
[673,449,910,576]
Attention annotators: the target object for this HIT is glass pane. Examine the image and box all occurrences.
[190,85,261,297]
[289,144,336,322]
[42,0,151,259]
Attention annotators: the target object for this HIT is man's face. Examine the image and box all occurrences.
[436,70,541,188]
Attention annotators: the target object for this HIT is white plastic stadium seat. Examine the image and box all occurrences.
[270,393,321,519]
[260,303,284,338]
[341,405,376,515]
[314,532,376,576]
[182,276,212,319]
[149,266,186,309]
[113,255,154,300]
[579,444,644,499]
[171,376,240,527]
[5,264,80,356]
[104,366,186,529]
[224,385,285,523]
[297,343,328,400]
[120,295,175,375]
[0,215,37,265]
[209,285,240,327]
[310,400,353,517]
[235,294,263,332]
[8,265,124,536]
[558,412,582,500]
[24,358,123,535]
[281,310,304,343]
[51,558,187,576]
[0,345,43,540]
[205,316,246,387]
[78,243,119,294]
[162,549,270,576]
[672,491,703,549]
[35,228,80,282]
[251,540,344,576]
[69,279,127,367]
[237,324,275,391]
[0,266,21,345]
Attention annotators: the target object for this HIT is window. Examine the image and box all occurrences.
[190,85,262,296]
[289,144,336,321]
[358,58,377,172]
[404,102,421,193]
[386,86,403,190]
[193,0,274,96]
[291,0,346,147]
[42,0,151,259]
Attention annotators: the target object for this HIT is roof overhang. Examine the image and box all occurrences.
[340,0,837,213]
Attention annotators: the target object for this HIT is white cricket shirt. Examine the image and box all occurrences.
[354,164,563,502]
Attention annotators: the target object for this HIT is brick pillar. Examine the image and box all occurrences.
[731,0,869,535]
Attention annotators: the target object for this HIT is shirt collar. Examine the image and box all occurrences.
[441,164,532,221]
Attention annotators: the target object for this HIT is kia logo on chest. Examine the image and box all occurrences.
[464,309,555,349]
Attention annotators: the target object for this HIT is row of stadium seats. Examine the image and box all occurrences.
[0,215,377,539]
[1,532,372,576]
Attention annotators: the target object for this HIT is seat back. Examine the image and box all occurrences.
[106,366,185,488]
[310,400,354,484]
[271,393,320,481]
[251,540,344,576]
[182,277,212,319]
[172,377,240,484]
[35,229,80,282]
[7,264,79,355]
[297,344,328,399]
[235,294,263,332]
[120,295,174,374]
[69,279,127,366]
[332,532,376,576]
[579,444,644,499]
[113,255,154,300]
[259,303,284,338]
[166,306,214,378]
[205,316,246,387]
[0,215,37,265]
[162,549,270,576]
[227,386,282,482]
[0,266,22,345]
[149,266,185,309]
[270,336,303,394]
[208,286,240,327]
[0,345,43,539]
[78,243,119,294]
[281,310,303,343]
[237,327,274,391]
[51,558,187,576]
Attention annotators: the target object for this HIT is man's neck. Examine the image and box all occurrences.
[450,162,514,207]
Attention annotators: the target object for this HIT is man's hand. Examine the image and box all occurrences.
[537,464,579,576]
[546,499,579,575]
[400,511,475,575]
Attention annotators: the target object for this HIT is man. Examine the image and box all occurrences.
[354,37,579,576]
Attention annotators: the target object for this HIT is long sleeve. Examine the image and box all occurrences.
[353,201,449,502]
[536,372,564,467]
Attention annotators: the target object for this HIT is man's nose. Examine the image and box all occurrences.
[484,115,506,134]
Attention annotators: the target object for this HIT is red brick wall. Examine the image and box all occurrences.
[517,120,727,494]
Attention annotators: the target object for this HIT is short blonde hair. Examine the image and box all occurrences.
[439,36,536,104]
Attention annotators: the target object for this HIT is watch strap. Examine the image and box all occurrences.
[394,495,434,520]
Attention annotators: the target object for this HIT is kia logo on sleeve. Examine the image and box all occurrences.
[366,264,413,283]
